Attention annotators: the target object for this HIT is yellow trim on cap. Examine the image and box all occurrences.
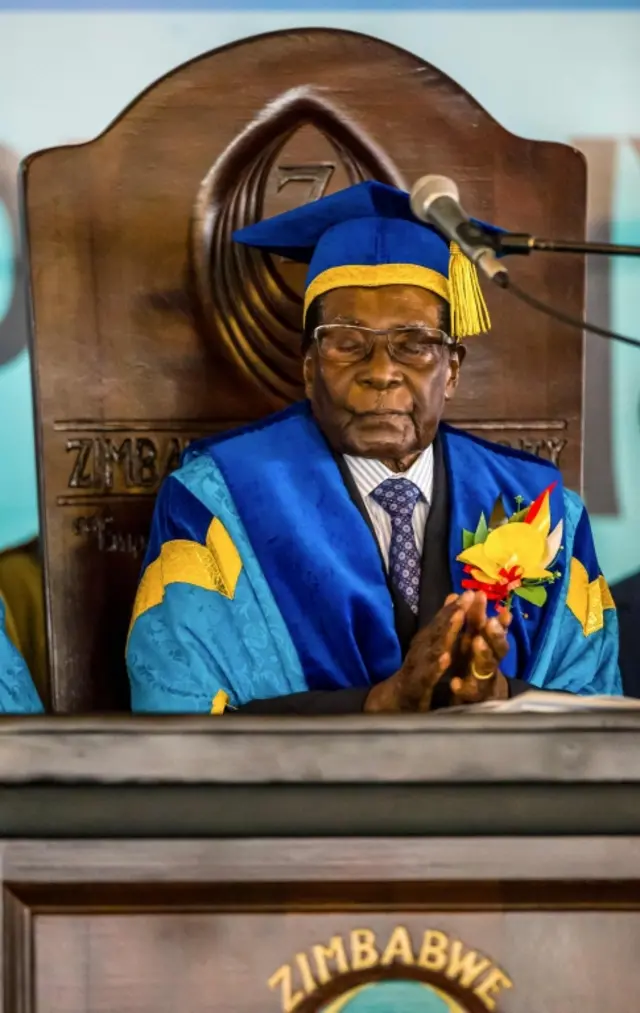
[129,517,242,630]
[566,557,616,637]
[303,264,450,321]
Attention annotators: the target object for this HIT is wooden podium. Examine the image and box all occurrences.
[1,713,639,1011]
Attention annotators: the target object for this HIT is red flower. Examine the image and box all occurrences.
[461,564,524,602]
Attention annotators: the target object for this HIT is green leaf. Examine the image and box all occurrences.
[473,512,488,544]
[514,585,548,607]
[462,529,475,550]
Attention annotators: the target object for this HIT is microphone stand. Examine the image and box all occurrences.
[492,234,640,258]
[480,232,640,349]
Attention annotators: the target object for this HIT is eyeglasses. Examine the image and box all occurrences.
[313,324,457,366]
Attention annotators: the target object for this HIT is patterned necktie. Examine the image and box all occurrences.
[371,477,423,614]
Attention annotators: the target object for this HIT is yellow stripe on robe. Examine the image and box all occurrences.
[566,557,616,637]
[130,518,242,629]
[211,689,229,714]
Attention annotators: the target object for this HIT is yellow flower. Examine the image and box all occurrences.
[458,485,563,604]
[458,522,554,585]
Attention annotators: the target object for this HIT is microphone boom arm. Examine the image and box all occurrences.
[491,233,640,258]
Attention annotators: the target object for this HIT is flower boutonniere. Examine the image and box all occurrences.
[456,482,562,610]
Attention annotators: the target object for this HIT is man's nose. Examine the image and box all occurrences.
[357,340,403,388]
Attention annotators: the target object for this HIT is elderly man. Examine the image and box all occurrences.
[127,182,620,713]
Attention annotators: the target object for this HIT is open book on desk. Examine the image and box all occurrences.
[438,690,640,714]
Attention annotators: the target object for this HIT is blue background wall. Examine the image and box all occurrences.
[0,0,639,581]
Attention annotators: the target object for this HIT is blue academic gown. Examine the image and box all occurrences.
[127,402,621,713]
[0,597,44,714]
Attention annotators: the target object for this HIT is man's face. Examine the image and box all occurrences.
[303,284,463,467]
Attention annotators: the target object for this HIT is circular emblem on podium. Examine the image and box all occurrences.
[268,927,511,1013]
[318,978,469,1012]
[294,966,492,1013]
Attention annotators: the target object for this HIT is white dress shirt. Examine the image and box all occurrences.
[343,445,434,569]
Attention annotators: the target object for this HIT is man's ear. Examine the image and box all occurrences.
[303,349,315,398]
[444,344,465,400]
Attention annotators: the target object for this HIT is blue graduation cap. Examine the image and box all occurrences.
[233,180,491,340]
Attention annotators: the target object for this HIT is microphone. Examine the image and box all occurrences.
[409,175,507,282]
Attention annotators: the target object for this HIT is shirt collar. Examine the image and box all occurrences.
[343,443,434,505]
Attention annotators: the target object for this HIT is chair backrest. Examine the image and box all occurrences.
[22,28,586,712]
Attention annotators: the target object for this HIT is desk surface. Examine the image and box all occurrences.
[0,713,638,837]
[0,711,639,783]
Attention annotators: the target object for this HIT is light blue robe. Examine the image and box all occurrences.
[0,597,44,713]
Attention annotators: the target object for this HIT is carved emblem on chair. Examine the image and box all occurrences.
[192,88,406,402]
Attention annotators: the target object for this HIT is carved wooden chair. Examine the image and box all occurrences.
[22,29,586,712]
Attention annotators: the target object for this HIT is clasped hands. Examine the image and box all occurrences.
[365,590,511,713]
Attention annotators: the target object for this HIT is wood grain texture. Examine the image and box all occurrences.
[3,837,640,883]
[0,713,638,783]
[22,28,586,711]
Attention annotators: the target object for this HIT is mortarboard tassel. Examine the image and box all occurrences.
[448,242,491,340]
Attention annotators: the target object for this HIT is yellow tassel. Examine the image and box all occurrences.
[448,242,491,339]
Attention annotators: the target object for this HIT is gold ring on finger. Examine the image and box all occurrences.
[471,663,494,681]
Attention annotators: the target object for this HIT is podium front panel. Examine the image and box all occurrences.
[3,838,640,1013]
